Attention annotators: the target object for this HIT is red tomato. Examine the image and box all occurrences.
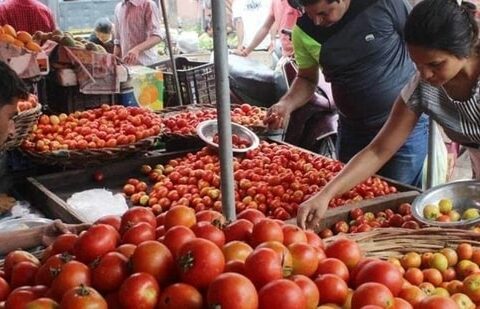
[49,261,91,301]
[190,221,226,248]
[6,288,37,309]
[161,225,196,259]
[131,240,174,286]
[462,273,480,302]
[10,261,39,288]
[415,296,458,309]
[120,206,157,233]
[250,219,284,247]
[290,275,320,309]
[351,282,394,309]
[258,279,306,309]
[288,243,319,277]
[176,238,225,289]
[94,215,121,231]
[121,222,156,245]
[237,208,266,224]
[158,283,203,309]
[51,233,78,255]
[315,258,350,282]
[244,248,283,289]
[207,272,258,309]
[25,297,59,308]
[195,209,226,225]
[393,297,413,309]
[0,277,10,301]
[118,273,160,309]
[325,238,362,269]
[164,206,197,230]
[60,286,107,309]
[91,252,129,293]
[223,219,253,243]
[222,241,253,263]
[116,244,137,259]
[355,260,404,296]
[305,230,324,250]
[4,250,40,280]
[349,208,364,220]
[73,224,119,263]
[282,224,307,246]
[315,274,348,305]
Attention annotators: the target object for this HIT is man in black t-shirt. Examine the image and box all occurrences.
[267,0,428,187]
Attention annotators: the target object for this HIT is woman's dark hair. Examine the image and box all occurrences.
[94,17,113,34]
[405,0,478,58]
[0,61,28,107]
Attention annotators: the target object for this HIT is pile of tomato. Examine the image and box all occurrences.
[122,141,398,220]
[17,94,39,112]
[162,103,266,135]
[319,203,421,238]
[0,206,471,308]
[212,133,252,149]
[22,105,162,152]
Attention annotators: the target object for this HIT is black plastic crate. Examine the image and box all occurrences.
[154,57,216,107]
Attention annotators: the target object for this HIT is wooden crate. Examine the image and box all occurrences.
[20,150,192,223]
[21,141,420,224]
[318,190,420,230]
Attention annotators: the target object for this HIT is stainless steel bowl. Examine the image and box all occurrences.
[412,180,480,228]
[196,119,260,153]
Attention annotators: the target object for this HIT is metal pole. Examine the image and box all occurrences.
[426,118,437,189]
[211,0,236,221]
[158,0,183,105]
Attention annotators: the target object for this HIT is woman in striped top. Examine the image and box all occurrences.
[297,0,480,230]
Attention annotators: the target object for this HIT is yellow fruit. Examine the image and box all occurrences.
[16,31,32,43]
[26,41,42,52]
[0,33,15,44]
[3,24,16,38]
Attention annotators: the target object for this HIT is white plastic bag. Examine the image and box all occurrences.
[66,189,128,223]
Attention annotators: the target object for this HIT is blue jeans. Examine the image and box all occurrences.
[336,116,429,187]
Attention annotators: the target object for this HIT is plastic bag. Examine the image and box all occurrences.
[66,188,128,223]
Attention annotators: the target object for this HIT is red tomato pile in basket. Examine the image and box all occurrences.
[22,105,162,152]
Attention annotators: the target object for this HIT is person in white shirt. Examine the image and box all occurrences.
[232,0,272,54]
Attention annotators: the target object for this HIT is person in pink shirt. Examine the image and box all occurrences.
[234,0,301,57]
[113,0,163,66]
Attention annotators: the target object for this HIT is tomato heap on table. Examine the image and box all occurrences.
[162,103,266,135]
[123,141,397,220]
[0,206,472,308]
[22,105,162,152]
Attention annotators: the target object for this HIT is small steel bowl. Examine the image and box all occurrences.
[196,119,260,153]
[411,180,480,228]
